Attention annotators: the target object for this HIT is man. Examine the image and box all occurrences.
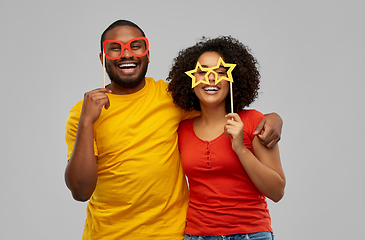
[65,20,283,240]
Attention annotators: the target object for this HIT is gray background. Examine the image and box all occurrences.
[1,0,364,239]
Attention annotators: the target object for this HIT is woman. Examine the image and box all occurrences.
[167,36,286,240]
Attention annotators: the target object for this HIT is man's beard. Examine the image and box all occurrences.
[106,63,148,88]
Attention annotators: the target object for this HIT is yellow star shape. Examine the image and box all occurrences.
[185,57,236,88]
[214,57,236,85]
[185,62,211,88]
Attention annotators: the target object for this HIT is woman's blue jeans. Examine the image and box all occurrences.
[184,232,274,240]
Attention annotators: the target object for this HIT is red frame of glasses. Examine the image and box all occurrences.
[103,37,149,59]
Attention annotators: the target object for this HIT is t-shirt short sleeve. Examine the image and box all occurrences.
[65,103,98,160]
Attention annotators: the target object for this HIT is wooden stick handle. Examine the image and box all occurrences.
[230,81,233,113]
[102,51,106,88]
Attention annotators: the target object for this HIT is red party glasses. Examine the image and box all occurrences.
[103,37,149,59]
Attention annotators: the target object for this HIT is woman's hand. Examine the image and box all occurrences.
[224,113,246,153]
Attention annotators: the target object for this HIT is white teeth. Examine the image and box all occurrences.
[119,63,137,68]
[204,87,219,91]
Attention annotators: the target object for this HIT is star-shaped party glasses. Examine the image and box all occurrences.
[185,57,236,88]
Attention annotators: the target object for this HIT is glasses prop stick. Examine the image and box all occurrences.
[229,81,233,113]
[102,50,106,88]
[185,57,236,113]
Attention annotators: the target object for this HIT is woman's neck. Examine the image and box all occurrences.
[193,104,228,141]
[199,105,227,124]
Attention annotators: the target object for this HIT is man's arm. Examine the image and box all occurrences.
[254,112,283,149]
[65,88,111,201]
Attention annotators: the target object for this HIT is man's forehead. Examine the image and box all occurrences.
[104,25,144,42]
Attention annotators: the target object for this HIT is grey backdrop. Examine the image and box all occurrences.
[1,1,364,239]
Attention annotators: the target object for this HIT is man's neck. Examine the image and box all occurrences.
[107,78,146,95]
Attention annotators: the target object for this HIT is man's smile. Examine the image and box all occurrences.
[116,61,139,74]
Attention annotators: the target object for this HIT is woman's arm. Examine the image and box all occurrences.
[238,137,286,202]
[225,113,286,202]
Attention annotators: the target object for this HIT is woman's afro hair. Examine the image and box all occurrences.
[167,36,260,113]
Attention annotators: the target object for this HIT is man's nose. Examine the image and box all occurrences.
[122,48,133,58]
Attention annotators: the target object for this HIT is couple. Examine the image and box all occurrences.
[65,20,285,240]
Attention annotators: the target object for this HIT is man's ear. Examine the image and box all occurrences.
[146,51,150,63]
[99,52,104,65]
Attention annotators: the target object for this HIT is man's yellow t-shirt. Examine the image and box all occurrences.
[65,78,197,239]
